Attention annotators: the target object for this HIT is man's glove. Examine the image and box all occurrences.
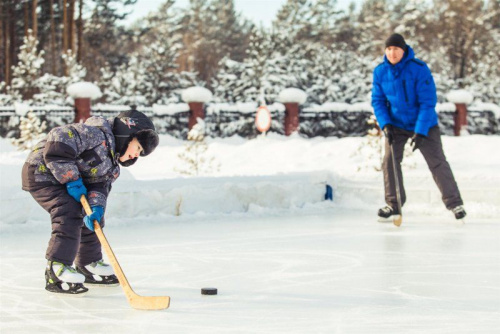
[83,206,104,232]
[383,125,395,145]
[66,178,87,202]
[411,134,426,152]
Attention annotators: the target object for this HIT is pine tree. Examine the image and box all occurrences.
[176,119,220,176]
[10,30,45,102]
[11,110,47,151]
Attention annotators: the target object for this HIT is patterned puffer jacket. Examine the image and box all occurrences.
[22,116,120,209]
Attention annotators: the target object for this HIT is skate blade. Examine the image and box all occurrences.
[378,217,394,223]
[45,289,88,297]
[84,282,119,287]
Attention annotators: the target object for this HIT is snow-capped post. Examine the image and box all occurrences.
[182,86,213,130]
[279,88,307,136]
[67,82,102,123]
[446,89,473,136]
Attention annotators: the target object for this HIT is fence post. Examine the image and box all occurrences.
[446,89,473,136]
[66,82,102,123]
[182,87,213,130]
[279,88,307,136]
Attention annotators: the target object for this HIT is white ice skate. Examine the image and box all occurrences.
[45,261,88,296]
[76,260,119,287]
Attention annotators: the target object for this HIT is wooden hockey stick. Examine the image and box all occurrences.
[81,196,170,310]
[390,144,403,227]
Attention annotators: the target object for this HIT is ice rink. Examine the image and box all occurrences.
[1,209,499,333]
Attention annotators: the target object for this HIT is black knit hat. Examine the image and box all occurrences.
[112,110,159,166]
[385,33,407,50]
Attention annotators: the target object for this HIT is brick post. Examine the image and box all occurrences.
[74,98,91,123]
[447,89,472,136]
[67,82,102,124]
[188,102,205,130]
[453,103,468,136]
[182,87,213,131]
[284,102,300,135]
[279,88,307,136]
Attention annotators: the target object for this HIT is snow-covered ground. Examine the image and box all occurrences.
[1,134,499,333]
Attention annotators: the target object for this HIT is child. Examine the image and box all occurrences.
[21,110,159,295]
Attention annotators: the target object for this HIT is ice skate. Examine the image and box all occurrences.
[45,261,88,296]
[451,205,466,221]
[77,260,119,287]
[377,205,401,222]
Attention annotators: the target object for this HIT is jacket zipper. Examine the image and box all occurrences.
[402,80,409,102]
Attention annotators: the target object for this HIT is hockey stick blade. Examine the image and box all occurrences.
[393,214,402,227]
[81,196,170,310]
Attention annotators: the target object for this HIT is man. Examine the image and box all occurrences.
[371,33,466,221]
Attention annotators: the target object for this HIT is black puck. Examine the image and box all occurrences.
[201,287,217,295]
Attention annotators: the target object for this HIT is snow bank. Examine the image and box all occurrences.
[66,82,102,100]
[0,170,335,229]
[279,88,307,104]
[182,87,213,103]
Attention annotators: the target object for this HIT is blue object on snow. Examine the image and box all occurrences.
[325,184,333,201]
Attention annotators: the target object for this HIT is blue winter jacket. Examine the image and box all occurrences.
[371,46,438,136]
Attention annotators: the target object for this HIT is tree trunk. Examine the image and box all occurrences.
[24,1,29,36]
[50,0,56,74]
[68,0,75,51]
[63,0,68,52]
[32,0,38,38]
[77,0,83,63]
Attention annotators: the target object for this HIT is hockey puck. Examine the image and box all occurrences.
[201,287,217,295]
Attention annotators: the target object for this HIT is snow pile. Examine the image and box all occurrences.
[446,89,474,104]
[152,103,190,115]
[182,87,213,103]
[304,102,373,113]
[1,133,499,230]
[66,82,102,99]
[279,88,307,104]
[207,102,285,115]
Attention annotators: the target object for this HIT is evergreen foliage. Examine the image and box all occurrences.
[176,119,220,176]
[11,111,47,151]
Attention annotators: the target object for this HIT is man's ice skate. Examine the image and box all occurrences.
[377,205,401,222]
[451,205,466,220]
[77,260,119,287]
[45,261,88,296]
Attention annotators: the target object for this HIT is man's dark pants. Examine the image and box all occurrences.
[383,126,463,210]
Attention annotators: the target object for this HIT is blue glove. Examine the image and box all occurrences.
[66,178,87,202]
[83,206,104,231]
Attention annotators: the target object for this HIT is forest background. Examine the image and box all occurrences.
[0,0,499,107]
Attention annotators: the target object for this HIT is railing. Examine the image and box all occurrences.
[1,103,499,139]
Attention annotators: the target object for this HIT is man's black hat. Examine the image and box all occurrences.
[385,33,407,50]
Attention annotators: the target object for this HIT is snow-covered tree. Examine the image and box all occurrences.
[10,30,45,102]
[11,111,47,151]
[176,119,220,176]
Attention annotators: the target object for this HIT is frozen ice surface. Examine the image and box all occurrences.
[1,209,499,333]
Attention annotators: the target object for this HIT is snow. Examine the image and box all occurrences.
[66,82,102,100]
[182,87,213,103]
[1,134,499,333]
[446,89,474,104]
[152,103,190,115]
[279,88,307,104]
